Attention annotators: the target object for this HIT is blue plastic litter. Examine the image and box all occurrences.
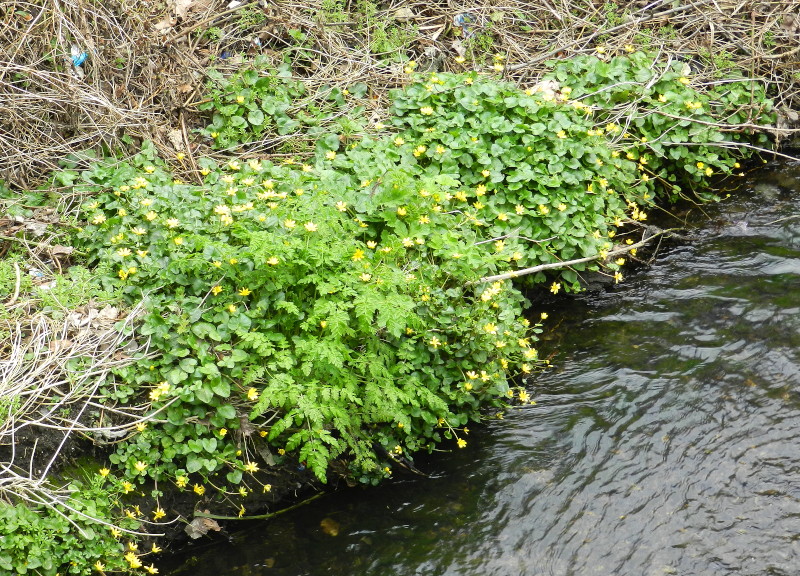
[453,13,476,38]
[453,13,473,27]
[71,52,88,66]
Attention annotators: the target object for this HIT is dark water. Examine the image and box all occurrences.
[165,161,800,576]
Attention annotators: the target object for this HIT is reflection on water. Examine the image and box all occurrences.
[165,161,800,576]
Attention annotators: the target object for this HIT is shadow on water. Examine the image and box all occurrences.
[164,160,800,576]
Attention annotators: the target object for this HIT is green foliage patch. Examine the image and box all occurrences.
[0,475,143,575]
[57,50,773,560]
[199,58,367,151]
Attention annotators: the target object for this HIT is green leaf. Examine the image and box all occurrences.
[217,404,236,420]
[210,379,231,397]
[248,109,265,126]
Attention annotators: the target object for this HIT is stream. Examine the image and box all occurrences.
[165,159,800,576]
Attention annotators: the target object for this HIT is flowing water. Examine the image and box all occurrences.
[165,160,800,576]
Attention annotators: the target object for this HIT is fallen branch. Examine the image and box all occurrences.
[193,492,325,521]
[475,227,682,284]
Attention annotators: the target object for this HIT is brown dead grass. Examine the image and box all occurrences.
[1,0,799,189]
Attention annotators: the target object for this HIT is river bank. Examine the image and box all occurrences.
[1,1,798,574]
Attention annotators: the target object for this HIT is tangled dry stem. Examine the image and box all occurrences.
[0,302,156,534]
[1,0,799,189]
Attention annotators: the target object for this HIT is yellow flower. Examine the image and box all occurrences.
[134,461,147,473]
[263,483,272,492]
[175,476,188,488]
[429,336,442,348]
[94,560,105,572]
[394,137,405,146]
[678,76,691,85]
[145,565,159,574]
[212,260,222,268]
[244,461,259,473]
[366,240,377,249]
[420,106,434,115]
[229,258,238,265]
[496,212,508,221]
[325,150,337,160]
[99,467,110,477]
[335,201,347,211]
[616,258,625,265]
[219,428,227,437]
[550,282,561,294]
[483,323,498,334]
[247,387,259,401]
[455,55,466,64]
[153,507,166,520]
[493,62,504,72]
[193,484,205,496]
[457,438,467,448]
[91,213,107,225]
[211,285,223,295]
[284,219,296,229]
[125,552,142,569]
[436,145,446,154]
[238,287,252,296]
[165,217,180,228]
[352,249,365,261]
[228,304,237,314]
[359,273,372,282]
[267,256,279,265]
[304,221,317,232]
[705,167,713,176]
[136,249,148,258]
[624,44,635,53]
[614,271,624,283]
[556,130,567,139]
[658,94,667,103]
[122,481,134,494]
[173,237,183,245]
[397,206,407,216]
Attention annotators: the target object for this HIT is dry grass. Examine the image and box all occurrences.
[0,301,158,532]
[1,0,798,190]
